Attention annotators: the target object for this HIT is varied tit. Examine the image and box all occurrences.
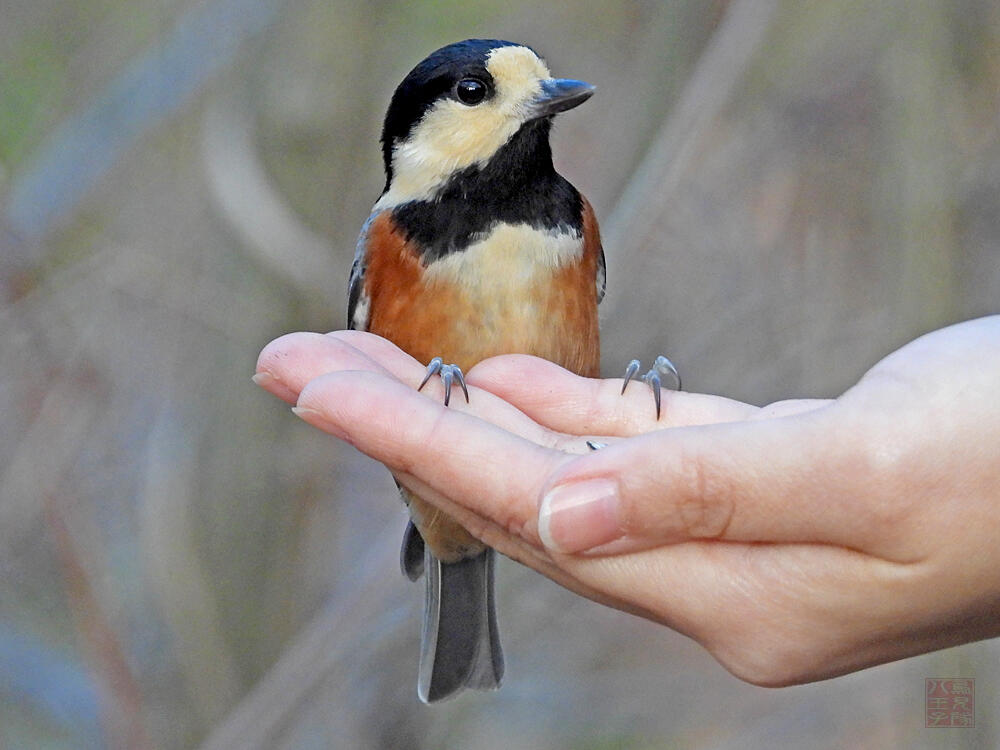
[347,38,677,702]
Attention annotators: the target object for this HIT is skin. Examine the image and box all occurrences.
[255,315,1000,686]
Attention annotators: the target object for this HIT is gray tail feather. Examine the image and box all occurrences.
[411,542,504,703]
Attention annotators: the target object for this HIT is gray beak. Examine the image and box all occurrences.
[529,78,595,118]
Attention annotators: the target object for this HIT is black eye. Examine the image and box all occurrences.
[455,78,488,105]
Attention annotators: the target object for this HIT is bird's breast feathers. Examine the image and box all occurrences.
[422,221,582,289]
[354,208,602,375]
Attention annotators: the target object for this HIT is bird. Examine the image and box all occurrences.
[347,38,677,702]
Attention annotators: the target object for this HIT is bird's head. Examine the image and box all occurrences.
[378,39,593,205]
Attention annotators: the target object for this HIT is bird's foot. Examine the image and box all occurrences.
[417,356,469,407]
[621,356,681,420]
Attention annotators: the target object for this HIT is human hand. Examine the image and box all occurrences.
[255,316,1000,685]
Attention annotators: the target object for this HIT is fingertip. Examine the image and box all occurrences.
[258,331,407,408]
[256,331,338,403]
[256,331,328,373]
[252,371,299,403]
[538,477,622,554]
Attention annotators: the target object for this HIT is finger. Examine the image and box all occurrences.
[534,403,905,557]
[468,355,759,435]
[294,370,568,546]
[260,332,610,453]
[251,370,300,403]
[324,330,427,384]
[256,332,393,403]
[752,399,832,420]
[257,329,465,402]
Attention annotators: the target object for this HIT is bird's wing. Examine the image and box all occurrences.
[347,209,380,331]
[581,198,606,305]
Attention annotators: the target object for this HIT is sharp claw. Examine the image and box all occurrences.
[418,357,443,392]
[586,440,607,451]
[453,366,469,403]
[622,359,641,395]
[653,355,681,391]
[643,370,662,420]
[441,368,453,407]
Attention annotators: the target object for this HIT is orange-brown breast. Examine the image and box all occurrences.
[363,205,601,377]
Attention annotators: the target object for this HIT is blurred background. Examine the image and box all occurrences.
[2,0,998,747]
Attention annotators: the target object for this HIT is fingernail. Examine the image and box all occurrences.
[291,406,350,441]
[252,372,275,386]
[538,478,621,554]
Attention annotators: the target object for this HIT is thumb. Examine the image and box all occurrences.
[537,406,891,555]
